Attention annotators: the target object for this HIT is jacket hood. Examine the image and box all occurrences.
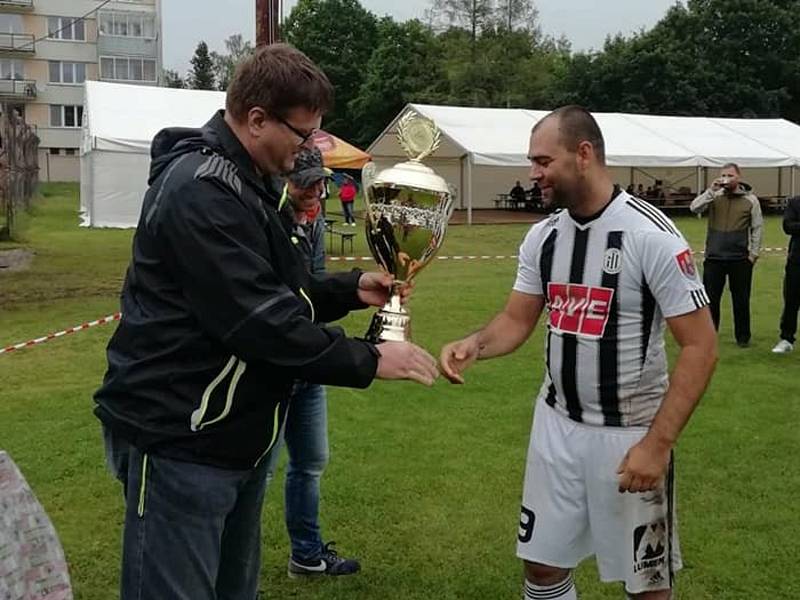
[726,181,753,196]
[146,110,277,206]
[148,126,207,185]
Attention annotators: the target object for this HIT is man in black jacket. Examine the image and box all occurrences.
[772,196,800,353]
[94,44,438,600]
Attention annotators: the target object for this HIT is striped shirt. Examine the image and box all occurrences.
[514,190,709,427]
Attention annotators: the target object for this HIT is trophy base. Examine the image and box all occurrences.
[365,297,410,343]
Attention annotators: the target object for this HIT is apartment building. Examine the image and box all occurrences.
[0,0,162,181]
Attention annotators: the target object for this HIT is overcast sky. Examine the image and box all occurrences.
[163,0,680,74]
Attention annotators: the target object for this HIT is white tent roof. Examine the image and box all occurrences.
[83,80,225,154]
[370,104,800,168]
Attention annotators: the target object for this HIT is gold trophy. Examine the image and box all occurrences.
[362,112,454,342]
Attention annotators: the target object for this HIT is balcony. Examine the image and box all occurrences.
[0,78,36,100]
[0,33,34,55]
[0,0,33,11]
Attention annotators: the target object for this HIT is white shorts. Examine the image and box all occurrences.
[516,400,682,594]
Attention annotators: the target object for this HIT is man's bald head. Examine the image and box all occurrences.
[532,105,606,165]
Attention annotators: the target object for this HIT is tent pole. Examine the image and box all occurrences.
[696,166,702,195]
[629,167,634,187]
[778,167,783,196]
[466,155,473,225]
[459,154,466,210]
[792,166,797,197]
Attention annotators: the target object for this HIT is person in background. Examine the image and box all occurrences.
[511,180,527,205]
[339,175,357,225]
[772,195,800,353]
[529,180,543,208]
[690,163,763,347]
[265,147,361,577]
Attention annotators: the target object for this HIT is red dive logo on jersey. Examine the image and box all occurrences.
[675,249,697,279]
[547,283,614,339]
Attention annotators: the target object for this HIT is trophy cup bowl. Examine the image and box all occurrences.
[362,113,454,343]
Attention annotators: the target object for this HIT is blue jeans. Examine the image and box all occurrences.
[265,382,329,561]
[104,427,269,600]
[341,201,355,224]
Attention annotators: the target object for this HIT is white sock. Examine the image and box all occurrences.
[523,575,577,599]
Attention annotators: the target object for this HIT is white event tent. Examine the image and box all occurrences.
[81,81,373,228]
[80,81,226,228]
[368,104,800,223]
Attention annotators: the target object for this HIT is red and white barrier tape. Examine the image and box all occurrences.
[0,313,120,356]
[327,248,787,262]
[327,255,521,262]
[0,247,789,356]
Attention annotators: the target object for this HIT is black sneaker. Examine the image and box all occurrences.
[287,542,361,578]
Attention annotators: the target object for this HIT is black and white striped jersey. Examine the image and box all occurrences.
[514,190,709,427]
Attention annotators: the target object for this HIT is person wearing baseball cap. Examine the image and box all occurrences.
[266,147,360,578]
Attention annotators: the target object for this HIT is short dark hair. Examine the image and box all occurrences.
[226,43,334,122]
[722,162,741,174]
[533,105,606,164]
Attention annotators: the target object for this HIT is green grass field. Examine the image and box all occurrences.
[1,184,798,599]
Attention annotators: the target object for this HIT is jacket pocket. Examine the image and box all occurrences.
[190,356,248,432]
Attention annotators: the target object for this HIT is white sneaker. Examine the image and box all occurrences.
[772,339,794,354]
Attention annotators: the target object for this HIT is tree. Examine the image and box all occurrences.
[494,0,538,32]
[349,19,447,146]
[550,0,800,120]
[436,24,563,108]
[162,68,185,89]
[284,0,378,140]
[431,0,494,57]
[211,34,254,91]
[189,41,215,90]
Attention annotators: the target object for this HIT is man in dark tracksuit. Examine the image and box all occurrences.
[94,45,438,600]
[691,163,763,346]
[772,196,800,353]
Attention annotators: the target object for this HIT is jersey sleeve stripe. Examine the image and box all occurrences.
[626,201,671,234]
[628,197,681,237]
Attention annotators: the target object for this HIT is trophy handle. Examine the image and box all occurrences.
[361,162,393,275]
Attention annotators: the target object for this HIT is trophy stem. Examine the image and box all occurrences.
[365,290,411,343]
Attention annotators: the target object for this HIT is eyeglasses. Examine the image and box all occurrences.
[277,115,317,146]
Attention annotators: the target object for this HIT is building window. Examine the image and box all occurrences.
[48,61,86,84]
[0,15,23,34]
[47,16,86,41]
[99,12,156,39]
[100,56,157,82]
[50,105,84,128]
[49,148,60,155]
[0,59,23,80]
[65,148,77,156]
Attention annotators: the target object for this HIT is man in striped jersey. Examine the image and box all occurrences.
[440,106,718,599]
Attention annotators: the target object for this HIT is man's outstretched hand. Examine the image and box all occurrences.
[439,335,481,384]
[376,341,439,386]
